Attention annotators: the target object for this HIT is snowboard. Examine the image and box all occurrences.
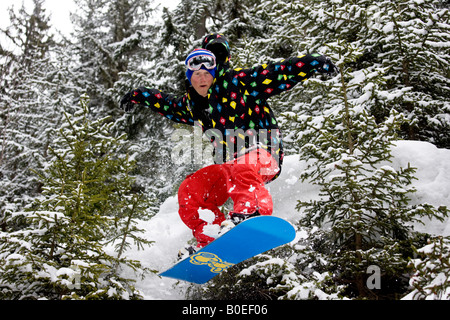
[160,216,296,284]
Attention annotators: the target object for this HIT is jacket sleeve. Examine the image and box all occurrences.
[235,53,331,100]
[126,87,194,125]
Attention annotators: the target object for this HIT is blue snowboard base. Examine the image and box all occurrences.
[160,216,296,284]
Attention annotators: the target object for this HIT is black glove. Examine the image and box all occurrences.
[120,89,140,112]
[316,55,338,75]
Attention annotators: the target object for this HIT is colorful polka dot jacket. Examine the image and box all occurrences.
[121,33,336,182]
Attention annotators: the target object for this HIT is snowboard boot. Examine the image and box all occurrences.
[177,245,198,261]
[219,211,261,235]
[219,219,235,235]
[229,211,261,225]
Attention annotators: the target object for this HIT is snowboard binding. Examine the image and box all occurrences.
[229,211,261,225]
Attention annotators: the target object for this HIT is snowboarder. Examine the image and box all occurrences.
[120,33,336,252]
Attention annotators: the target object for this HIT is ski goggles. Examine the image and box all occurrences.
[186,54,216,71]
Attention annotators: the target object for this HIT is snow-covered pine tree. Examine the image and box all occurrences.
[161,0,254,45]
[364,0,450,148]
[113,15,190,200]
[0,96,153,299]
[260,0,450,150]
[0,0,71,221]
[270,0,449,298]
[71,0,156,117]
[406,235,450,300]
[286,39,448,298]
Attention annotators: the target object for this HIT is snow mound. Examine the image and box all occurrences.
[391,141,450,235]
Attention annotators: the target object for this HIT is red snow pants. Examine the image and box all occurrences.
[178,149,279,247]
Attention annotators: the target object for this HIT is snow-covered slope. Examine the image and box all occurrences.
[124,140,450,299]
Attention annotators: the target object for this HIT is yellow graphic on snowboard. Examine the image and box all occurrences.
[189,252,234,273]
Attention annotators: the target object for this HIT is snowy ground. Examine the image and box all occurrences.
[122,140,450,299]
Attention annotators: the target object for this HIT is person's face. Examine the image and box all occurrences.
[191,69,214,97]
